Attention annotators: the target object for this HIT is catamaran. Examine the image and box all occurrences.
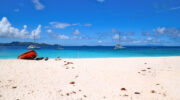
[56,42,64,50]
[114,32,125,50]
[27,32,40,49]
[56,45,64,50]
[27,45,40,49]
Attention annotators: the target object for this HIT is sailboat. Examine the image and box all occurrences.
[56,45,64,50]
[27,45,40,49]
[56,42,64,50]
[27,32,40,49]
[114,32,125,50]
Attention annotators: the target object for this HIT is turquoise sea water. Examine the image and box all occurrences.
[0,46,180,59]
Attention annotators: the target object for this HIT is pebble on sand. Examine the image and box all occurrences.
[134,92,140,94]
[121,88,126,91]
[69,81,75,84]
[123,94,128,96]
[151,90,156,93]
[66,93,70,96]
[12,86,17,89]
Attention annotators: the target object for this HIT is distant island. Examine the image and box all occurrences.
[0,41,60,46]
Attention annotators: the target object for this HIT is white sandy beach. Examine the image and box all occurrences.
[0,57,180,100]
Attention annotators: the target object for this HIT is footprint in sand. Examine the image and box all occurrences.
[75,75,79,78]
[123,94,128,97]
[138,67,153,76]
[134,92,140,94]
[119,88,129,97]
[147,67,151,69]
[59,89,87,100]
[12,86,17,89]
[83,95,87,98]
[150,83,168,98]
[66,93,70,96]
[69,81,75,85]
[7,80,13,82]
[121,88,126,91]
[102,96,106,99]
[151,90,156,93]
[63,61,75,70]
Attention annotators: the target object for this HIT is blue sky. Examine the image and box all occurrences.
[0,0,180,46]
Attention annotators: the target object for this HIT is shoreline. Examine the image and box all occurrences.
[1,56,180,60]
[0,57,180,100]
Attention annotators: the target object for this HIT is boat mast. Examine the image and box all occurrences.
[33,32,35,43]
[118,32,120,45]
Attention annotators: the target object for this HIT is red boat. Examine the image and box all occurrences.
[18,50,37,59]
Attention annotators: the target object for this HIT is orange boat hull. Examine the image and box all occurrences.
[18,50,37,59]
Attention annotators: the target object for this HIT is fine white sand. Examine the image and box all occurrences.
[0,57,180,100]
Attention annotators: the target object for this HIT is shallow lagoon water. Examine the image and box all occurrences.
[0,46,180,59]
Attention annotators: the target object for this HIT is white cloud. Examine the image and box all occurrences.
[49,22,92,29]
[0,17,28,38]
[46,29,69,40]
[166,28,180,37]
[72,23,81,26]
[147,37,152,40]
[14,8,20,12]
[153,27,166,34]
[0,17,41,39]
[112,29,118,33]
[84,24,92,27]
[113,34,119,39]
[30,25,41,39]
[131,40,141,44]
[50,22,71,29]
[72,36,82,40]
[46,29,52,33]
[58,35,69,40]
[97,0,105,3]
[170,6,180,10]
[98,40,102,43]
[72,36,78,39]
[122,36,127,40]
[153,27,180,37]
[73,29,81,35]
[32,0,44,10]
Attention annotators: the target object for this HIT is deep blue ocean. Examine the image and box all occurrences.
[0,46,180,59]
